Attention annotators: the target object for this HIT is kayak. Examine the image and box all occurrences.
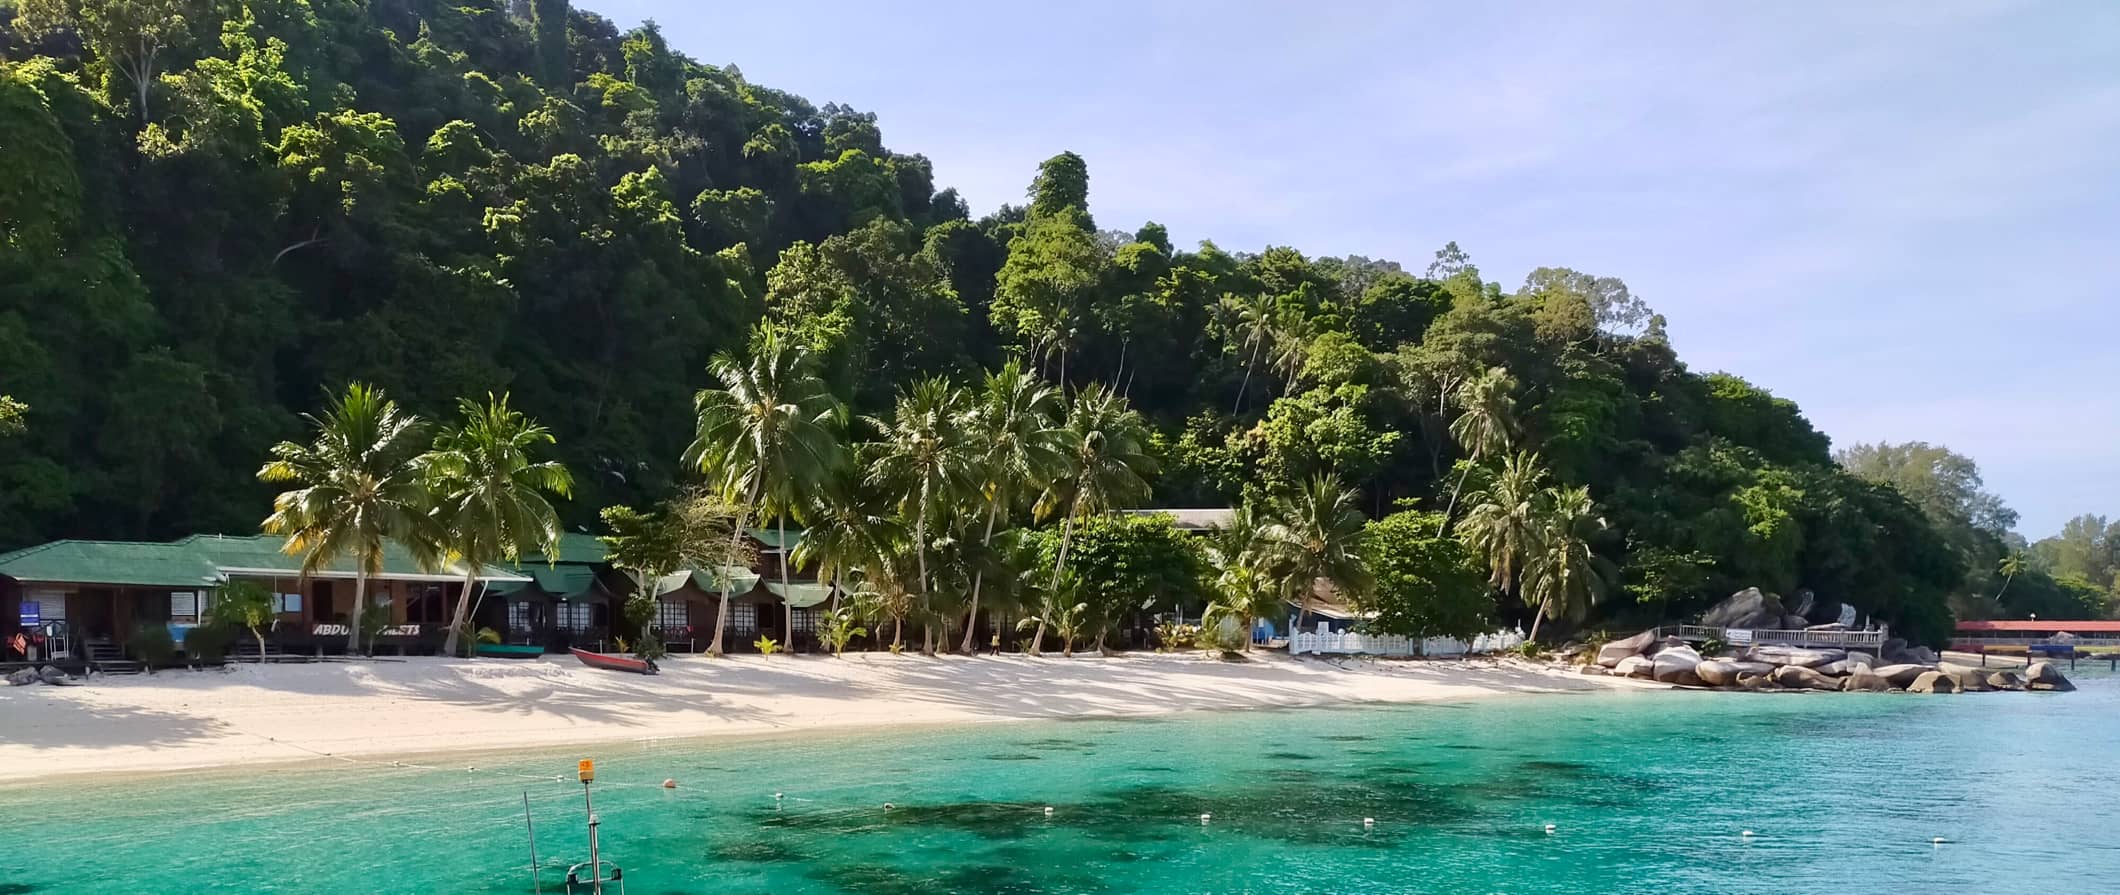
[570,646,658,675]
[476,643,546,659]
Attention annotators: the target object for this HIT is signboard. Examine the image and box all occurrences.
[17,601,38,626]
[313,624,350,637]
[311,623,423,637]
[1725,628,1754,646]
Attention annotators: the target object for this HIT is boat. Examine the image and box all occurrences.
[569,646,658,675]
[475,643,546,659]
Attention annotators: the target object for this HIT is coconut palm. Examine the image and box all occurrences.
[793,462,903,619]
[1995,551,2027,603]
[1439,366,1518,532]
[1030,384,1156,653]
[1225,292,1278,414]
[867,377,979,654]
[958,361,1067,653]
[1201,504,1275,650]
[1519,484,1610,642]
[1254,475,1372,633]
[684,324,845,655]
[259,382,438,653]
[1268,310,1317,385]
[424,393,573,657]
[1458,451,1551,609]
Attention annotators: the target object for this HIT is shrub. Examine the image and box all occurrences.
[634,632,666,662]
[129,623,177,672]
[183,622,237,665]
[753,636,780,657]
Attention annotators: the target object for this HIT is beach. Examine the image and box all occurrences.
[0,652,1640,781]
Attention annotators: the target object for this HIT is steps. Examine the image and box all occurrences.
[84,638,144,675]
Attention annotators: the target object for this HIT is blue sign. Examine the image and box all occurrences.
[17,601,38,626]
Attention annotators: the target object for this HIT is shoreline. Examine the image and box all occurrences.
[0,652,1650,784]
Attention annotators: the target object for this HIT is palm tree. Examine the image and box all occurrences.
[1201,504,1274,650]
[1030,384,1156,653]
[1254,475,1372,634]
[1439,366,1518,532]
[1225,292,1277,414]
[958,361,1066,653]
[1458,451,1550,616]
[1995,551,2026,603]
[684,324,845,656]
[868,377,979,655]
[424,394,574,657]
[1267,310,1316,385]
[1519,484,1610,642]
[259,383,438,654]
[793,463,902,619]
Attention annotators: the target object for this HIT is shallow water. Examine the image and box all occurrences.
[6,674,2117,894]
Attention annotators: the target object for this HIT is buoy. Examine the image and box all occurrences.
[1932,837,1947,844]
[1199,813,1212,824]
[1544,824,1556,834]
[661,779,677,789]
[774,792,785,801]
[1362,817,1375,827]
[883,802,895,811]
[1043,806,1054,816]
[1741,830,1755,838]
[466,766,477,773]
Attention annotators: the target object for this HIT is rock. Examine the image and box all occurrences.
[1878,637,1910,662]
[37,665,70,685]
[1693,659,1739,686]
[1938,662,1992,692]
[1750,646,1844,668]
[1770,665,1840,691]
[1815,660,1852,676]
[1701,587,1785,629]
[1780,613,1811,631]
[1986,671,2026,691]
[1844,651,1876,669]
[5,668,37,686]
[1652,646,1702,684]
[1597,629,1660,668]
[1841,669,1892,692]
[1614,656,1656,678]
[1787,590,1816,618]
[1735,672,1774,690]
[1872,663,1934,687]
[1902,646,1940,665]
[1576,664,1608,676]
[1907,671,1957,694]
[2024,661,2076,692]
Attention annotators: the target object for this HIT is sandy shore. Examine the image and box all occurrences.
[0,652,1645,782]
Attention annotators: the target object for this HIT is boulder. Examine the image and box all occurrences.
[1986,671,2026,691]
[1701,587,1785,629]
[1770,665,1840,691]
[1693,659,1740,687]
[5,668,37,686]
[1841,669,1892,692]
[1750,646,1844,668]
[1780,614,1811,631]
[1614,656,1656,679]
[1902,646,1940,665]
[1735,672,1774,690]
[1652,646,1702,683]
[1787,590,1816,618]
[1576,664,1609,676]
[1815,660,1852,677]
[1907,671,1957,694]
[2024,662,2076,692]
[1844,651,1876,669]
[1938,663,1991,693]
[1878,638,1910,663]
[1597,629,1660,668]
[37,665,70,685]
[1872,663,1934,688]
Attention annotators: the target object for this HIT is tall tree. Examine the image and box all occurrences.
[1030,384,1154,653]
[684,325,845,655]
[1520,484,1609,642]
[423,394,574,657]
[12,0,206,122]
[1440,366,1518,530]
[1254,474,1373,632]
[957,361,1065,652]
[258,383,437,654]
[1458,451,1550,612]
[868,376,977,654]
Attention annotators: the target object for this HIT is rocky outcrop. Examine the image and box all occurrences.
[1614,656,1655,679]
[37,665,72,685]
[1843,651,1876,669]
[1701,588,1785,629]
[1770,665,1841,691]
[1872,663,1932,688]
[1750,646,1844,668]
[1841,669,1892,692]
[1651,646,1702,683]
[1907,671,1956,694]
[2025,662,2076,692]
[1598,629,1660,668]
[1694,659,1773,686]
[4,668,37,686]
[1937,663,1992,692]
[1986,671,2026,691]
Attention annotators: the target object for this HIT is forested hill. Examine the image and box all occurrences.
[1,0,1981,639]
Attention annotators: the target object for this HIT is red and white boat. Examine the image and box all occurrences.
[569,646,658,675]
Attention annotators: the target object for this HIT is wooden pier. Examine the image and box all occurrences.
[1659,624,1889,650]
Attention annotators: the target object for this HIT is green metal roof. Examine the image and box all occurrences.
[653,566,760,597]
[535,532,609,565]
[0,540,222,588]
[0,534,526,587]
[746,527,804,552]
[490,564,602,601]
[765,581,834,608]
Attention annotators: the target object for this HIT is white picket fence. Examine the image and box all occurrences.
[1288,627,1525,658]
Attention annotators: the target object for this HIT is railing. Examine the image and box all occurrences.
[1662,624,1888,648]
[1289,628,1524,658]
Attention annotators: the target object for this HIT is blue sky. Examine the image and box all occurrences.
[596,0,2119,537]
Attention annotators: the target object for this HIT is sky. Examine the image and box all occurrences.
[593,0,2119,537]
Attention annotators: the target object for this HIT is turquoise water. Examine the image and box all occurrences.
[6,676,2118,894]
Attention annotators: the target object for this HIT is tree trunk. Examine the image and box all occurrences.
[1993,573,2015,602]
[709,497,758,656]
[1032,511,1077,656]
[1527,604,1546,644]
[348,570,368,653]
[958,502,1001,654]
[1438,464,1471,536]
[254,628,268,663]
[779,517,793,654]
[442,567,480,658]
[915,499,933,656]
[891,614,903,651]
[1232,337,1264,415]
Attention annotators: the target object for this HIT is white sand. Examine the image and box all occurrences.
[0,652,1643,782]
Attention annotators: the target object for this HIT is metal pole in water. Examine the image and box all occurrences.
[523,791,542,895]
[584,782,602,894]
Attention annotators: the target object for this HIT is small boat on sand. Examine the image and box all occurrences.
[475,643,546,659]
[570,646,658,675]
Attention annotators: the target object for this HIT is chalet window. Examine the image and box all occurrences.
[169,591,204,625]
[405,585,447,624]
[655,600,689,632]
[727,603,757,635]
[792,609,818,633]
[555,603,594,633]
[276,593,302,614]
[508,601,543,633]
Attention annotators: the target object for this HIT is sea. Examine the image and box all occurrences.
[4,671,2116,894]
